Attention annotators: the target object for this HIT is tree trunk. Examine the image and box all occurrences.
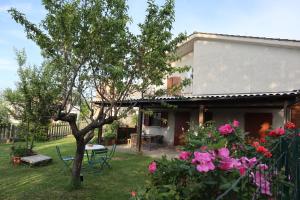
[71,138,85,188]
[98,125,103,144]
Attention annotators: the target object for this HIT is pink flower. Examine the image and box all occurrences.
[239,167,247,176]
[148,161,157,174]
[251,172,272,196]
[220,156,241,170]
[233,120,240,127]
[178,151,191,160]
[218,147,230,159]
[219,157,239,171]
[196,161,215,172]
[248,157,257,168]
[218,124,234,135]
[193,152,215,173]
[236,157,257,175]
[239,157,257,168]
[258,164,268,170]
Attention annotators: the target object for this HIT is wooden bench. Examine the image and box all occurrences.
[21,154,52,166]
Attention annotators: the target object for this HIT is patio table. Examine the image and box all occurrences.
[85,144,107,163]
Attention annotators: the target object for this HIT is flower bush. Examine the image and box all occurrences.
[131,121,298,200]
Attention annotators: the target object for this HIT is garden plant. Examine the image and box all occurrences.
[132,121,298,200]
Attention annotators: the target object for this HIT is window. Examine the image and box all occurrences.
[144,112,168,127]
[167,76,181,95]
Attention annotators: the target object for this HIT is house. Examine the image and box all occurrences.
[134,32,300,146]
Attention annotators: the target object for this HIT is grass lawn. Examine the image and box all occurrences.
[0,136,153,200]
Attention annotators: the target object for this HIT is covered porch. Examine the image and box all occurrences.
[132,91,300,151]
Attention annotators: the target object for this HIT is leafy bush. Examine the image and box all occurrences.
[103,121,119,139]
[132,121,298,200]
[11,145,34,157]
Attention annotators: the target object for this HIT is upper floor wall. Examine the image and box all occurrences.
[171,33,300,95]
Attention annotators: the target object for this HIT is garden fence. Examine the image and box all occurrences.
[0,121,90,142]
[47,121,89,139]
[0,124,18,142]
[216,130,300,200]
[47,122,71,140]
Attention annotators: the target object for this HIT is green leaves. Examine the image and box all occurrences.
[3,50,60,141]
[8,0,188,125]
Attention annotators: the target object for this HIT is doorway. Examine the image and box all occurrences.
[174,112,190,146]
[245,113,273,138]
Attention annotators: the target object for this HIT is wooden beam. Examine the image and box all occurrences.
[137,106,143,152]
[283,100,292,123]
[198,105,205,125]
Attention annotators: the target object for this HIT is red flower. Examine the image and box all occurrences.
[200,146,208,151]
[259,138,266,143]
[131,191,137,197]
[256,146,268,153]
[285,121,296,130]
[263,151,272,158]
[252,141,260,148]
[254,144,272,158]
[269,128,285,137]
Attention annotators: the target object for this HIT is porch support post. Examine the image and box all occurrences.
[283,100,291,123]
[199,105,205,126]
[137,106,143,152]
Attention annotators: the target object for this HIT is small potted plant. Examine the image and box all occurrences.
[103,132,116,145]
[103,121,118,145]
[10,145,33,165]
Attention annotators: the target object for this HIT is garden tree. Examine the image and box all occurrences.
[9,0,189,187]
[0,94,10,126]
[4,49,60,143]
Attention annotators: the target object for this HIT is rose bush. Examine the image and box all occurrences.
[131,121,298,200]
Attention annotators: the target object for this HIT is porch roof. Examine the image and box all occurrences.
[94,90,300,108]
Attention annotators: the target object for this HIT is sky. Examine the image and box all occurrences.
[0,0,300,90]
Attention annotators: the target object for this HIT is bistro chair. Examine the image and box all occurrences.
[56,146,74,173]
[88,147,108,167]
[99,144,116,169]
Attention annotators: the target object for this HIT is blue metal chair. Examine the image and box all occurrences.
[99,144,116,169]
[56,146,74,173]
[88,148,108,167]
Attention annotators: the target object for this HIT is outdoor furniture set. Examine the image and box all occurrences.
[56,143,116,173]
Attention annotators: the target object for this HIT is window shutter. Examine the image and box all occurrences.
[143,113,150,126]
[167,76,181,95]
[167,77,173,90]
[172,76,181,86]
[160,112,168,127]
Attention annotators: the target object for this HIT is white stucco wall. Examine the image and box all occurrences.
[142,110,198,145]
[192,39,300,94]
[170,52,194,94]
[142,111,175,145]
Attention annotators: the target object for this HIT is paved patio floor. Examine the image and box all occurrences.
[113,144,180,159]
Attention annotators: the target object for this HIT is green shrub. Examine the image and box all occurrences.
[134,121,297,200]
[11,145,34,157]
